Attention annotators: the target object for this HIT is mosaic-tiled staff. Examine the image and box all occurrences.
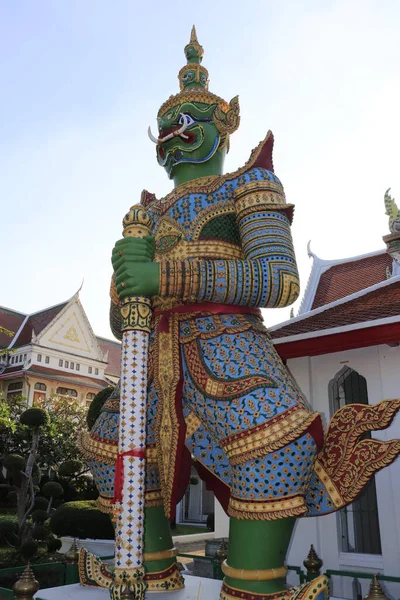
[110,205,153,600]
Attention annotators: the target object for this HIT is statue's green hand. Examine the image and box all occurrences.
[112,237,160,299]
[115,262,160,298]
[112,236,155,270]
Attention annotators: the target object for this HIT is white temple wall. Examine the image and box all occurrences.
[286,343,400,593]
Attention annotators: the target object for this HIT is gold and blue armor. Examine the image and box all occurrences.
[81,135,400,527]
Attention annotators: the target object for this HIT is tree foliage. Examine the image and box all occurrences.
[0,393,87,469]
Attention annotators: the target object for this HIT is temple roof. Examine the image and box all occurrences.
[298,246,392,315]
[272,276,400,340]
[0,307,26,348]
[11,302,69,348]
[96,336,121,378]
[0,297,121,380]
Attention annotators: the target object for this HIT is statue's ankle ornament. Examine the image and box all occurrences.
[143,547,178,562]
[221,561,288,581]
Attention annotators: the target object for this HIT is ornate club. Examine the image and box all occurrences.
[110,205,153,600]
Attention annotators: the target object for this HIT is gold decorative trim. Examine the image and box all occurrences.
[78,431,117,465]
[221,561,287,581]
[120,297,152,333]
[144,547,178,562]
[221,409,317,465]
[145,489,163,508]
[145,563,185,592]
[146,131,276,215]
[185,411,202,439]
[220,582,294,600]
[158,89,229,118]
[234,179,285,200]
[96,495,114,514]
[178,64,209,91]
[313,461,347,508]
[228,495,307,521]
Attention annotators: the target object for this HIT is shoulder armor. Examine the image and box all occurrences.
[141,189,157,207]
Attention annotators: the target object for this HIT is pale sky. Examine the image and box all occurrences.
[1,0,399,339]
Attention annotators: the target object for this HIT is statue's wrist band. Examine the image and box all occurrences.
[221,560,287,581]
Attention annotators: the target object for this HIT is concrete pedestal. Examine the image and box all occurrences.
[34,575,222,599]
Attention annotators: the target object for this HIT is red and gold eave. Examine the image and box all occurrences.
[274,321,400,360]
[272,279,400,360]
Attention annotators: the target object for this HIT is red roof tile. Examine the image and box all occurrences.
[272,280,400,339]
[0,307,26,348]
[13,303,68,347]
[97,337,121,377]
[311,253,392,310]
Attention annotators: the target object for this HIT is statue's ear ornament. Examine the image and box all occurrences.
[213,96,241,135]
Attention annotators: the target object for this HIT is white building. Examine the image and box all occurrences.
[0,292,120,406]
[215,245,400,597]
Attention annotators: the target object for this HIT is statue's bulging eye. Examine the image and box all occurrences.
[179,114,195,127]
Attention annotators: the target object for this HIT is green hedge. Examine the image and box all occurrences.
[50,500,114,540]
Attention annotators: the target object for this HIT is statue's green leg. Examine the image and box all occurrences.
[143,505,184,591]
[224,516,296,595]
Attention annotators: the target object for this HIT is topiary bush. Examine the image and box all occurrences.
[33,496,49,510]
[47,536,62,552]
[42,481,64,500]
[20,539,38,560]
[3,454,26,473]
[0,515,18,544]
[86,387,114,430]
[58,459,83,478]
[0,484,13,505]
[31,509,48,524]
[32,524,48,541]
[20,407,49,428]
[50,500,114,540]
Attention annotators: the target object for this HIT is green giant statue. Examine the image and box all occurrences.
[80,27,400,600]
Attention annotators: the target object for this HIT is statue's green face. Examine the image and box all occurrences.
[156,101,220,179]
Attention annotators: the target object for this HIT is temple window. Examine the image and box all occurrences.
[7,381,23,398]
[70,362,74,370]
[65,361,69,368]
[59,359,63,367]
[86,392,96,400]
[37,354,42,362]
[45,356,50,364]
[329,367,382,555]
[88,366,92,374]
[56,386,77,398]
[95,368,99,375]
[34,382,47,391]
[76,364,80,371]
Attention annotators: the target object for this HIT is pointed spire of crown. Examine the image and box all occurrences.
[157,27,240,138]
[179,25,209,91]
[184,25,204,63]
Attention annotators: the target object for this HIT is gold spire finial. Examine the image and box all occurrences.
[190,25,198,43]
[184,25,204,63]
[303,544,323,579]
[13,562,40,600]
[364,575,389,600]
